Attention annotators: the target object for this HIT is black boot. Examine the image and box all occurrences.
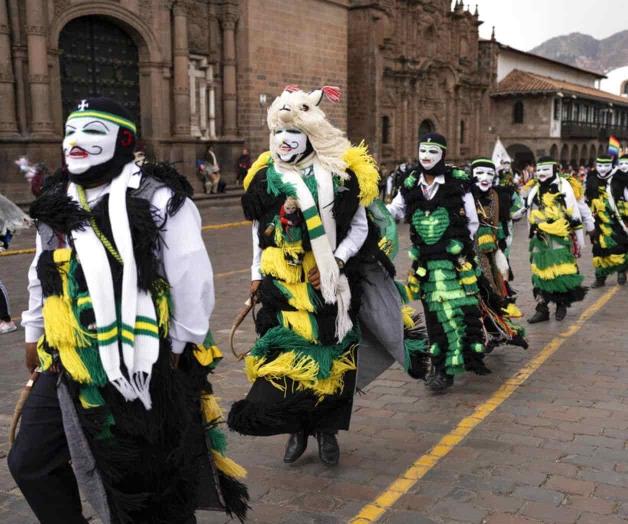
[316,432,339,466]
[425,366,454,393]
[283,431,308,463]
[555,304,567,321]
[591,276,606,288]
[618,272,626,286]
[528,303,550,324]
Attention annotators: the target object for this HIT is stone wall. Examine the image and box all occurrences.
[236,0,349,159]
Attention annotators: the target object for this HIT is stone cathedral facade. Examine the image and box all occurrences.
[0,0,491,197]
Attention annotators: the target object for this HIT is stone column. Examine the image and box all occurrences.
[0,0,18,135]
[25,0,53,136]
[221,12,238,137]
[172,1,191,136]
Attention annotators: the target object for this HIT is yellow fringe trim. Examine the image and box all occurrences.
[260,247,303,283]
[279,281,317,312]
[502,303,523,318]
[200,392,223,422]
[245,348,357,398]
[460,275,477,286]
[194,345,223,367]
[279,310,317,342]
[567,176,584,201]
[343,142,379,206]
[212,451,247,479]
[36,336,53,371]
[538,218,570,238]
[401,305,416,329]
[156,294,170,336]
[243,151,272,191]
[478,234,496,246]
[531,262,578,279]
[593,253,626,269]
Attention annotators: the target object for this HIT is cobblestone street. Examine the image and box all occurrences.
[1,203,627,524]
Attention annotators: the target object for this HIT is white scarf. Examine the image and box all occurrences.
[273,158,353,340]
[68,163,159,409]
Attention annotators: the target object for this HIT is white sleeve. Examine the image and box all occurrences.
[153,189,213,353]
[463,192,480,239]
[251,221,263,281]
[22,233,44,343]
[334,206,368,263]
[561,181,586,250]
[577,198,595,233]
[386,191,406,221]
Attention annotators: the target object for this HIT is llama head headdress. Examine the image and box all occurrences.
[267,85,350,176]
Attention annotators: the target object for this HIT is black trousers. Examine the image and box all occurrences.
[7,372,88,524]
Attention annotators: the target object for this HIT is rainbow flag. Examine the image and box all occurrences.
[608,135,620,157]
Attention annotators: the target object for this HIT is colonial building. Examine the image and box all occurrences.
[348,0,491,170]
[481,39,628,169]
[0,0,495,199]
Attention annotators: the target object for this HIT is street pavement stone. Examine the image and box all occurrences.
[1,207,628,523]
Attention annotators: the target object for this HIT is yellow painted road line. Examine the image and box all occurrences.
[201,220,248,231]
[0,248,36,257]
[350,286,619,524]
[215,268,249,279]
[0,221,249,257]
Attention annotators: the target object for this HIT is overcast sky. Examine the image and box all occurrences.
[470,0,628,51]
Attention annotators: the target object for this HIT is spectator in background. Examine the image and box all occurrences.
[0,279,16,334]
[205,145,224,194]
[236,146,252,185]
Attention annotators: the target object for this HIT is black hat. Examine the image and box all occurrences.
[419,133,447,151]
[471,157,496,171]
[595,154,613,164]
[67,97,136,135]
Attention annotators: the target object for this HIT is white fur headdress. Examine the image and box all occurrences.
[267,86,351,177]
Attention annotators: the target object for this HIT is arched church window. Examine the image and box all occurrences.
[382,116,390,144]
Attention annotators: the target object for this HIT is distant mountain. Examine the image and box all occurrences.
[530,30,628,73]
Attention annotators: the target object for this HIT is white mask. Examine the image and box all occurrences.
[272,128,309,163]
[63,117,119,175]
[618,159,628,174]
[473,167,496,192]
[418,144,443,171]
[535,164,555,183]
[596,162,612,179]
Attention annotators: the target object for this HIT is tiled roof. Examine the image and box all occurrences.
[492,69,628,106]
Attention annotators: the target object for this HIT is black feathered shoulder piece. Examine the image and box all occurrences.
[29,179,90,237]
[136,162,194,216]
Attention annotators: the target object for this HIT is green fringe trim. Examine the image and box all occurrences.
[532,273,584,293]
[403,338,428,371]
[250,326,359,380]
[530,243,577,271]
[446,239,464,255]
[206,425,228,455]
[266,163,297,197]
[427,259,455,271]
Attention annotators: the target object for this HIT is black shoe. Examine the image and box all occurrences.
[316,432,339,466]
[555,304,567,321]
[283,431,308,463]
[425,366,454,393]
[591,277,606,288]
[528,304,550,324]
[618,272,626,286]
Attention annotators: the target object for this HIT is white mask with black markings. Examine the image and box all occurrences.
[272,128,309,164]
[535,164,555,183]
[63,116,119,175]
[596,162,613,179]
[617,159,628,174]
[418,145,443,171]
[473,167,496,192]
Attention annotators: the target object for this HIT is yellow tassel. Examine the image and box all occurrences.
[343,142,380,207]
[502,303,523,318]
[156,294,170,336]
[531,262,578,279]
[200,393,223,423]
[212,451,247,479]
[401,305,415,329]
[194,344,223,367]
[247,351,320,392]
[460,275,477,286]
[478,234,496,246]
[243,151,272,191]
[260,247,304,283]
[567,176,584,201]
[279,310,317,342]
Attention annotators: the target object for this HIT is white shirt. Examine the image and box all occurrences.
[386,174,480,239]
[22,182,214,354]
[527,177,586,250]
[250,206,368,281]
